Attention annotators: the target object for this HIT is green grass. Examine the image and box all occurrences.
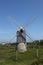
[0,44,43,65]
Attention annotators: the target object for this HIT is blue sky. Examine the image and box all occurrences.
[0,0,43,42]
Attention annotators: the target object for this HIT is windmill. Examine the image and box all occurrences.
[7,16,36,52]
[7,16,36,60]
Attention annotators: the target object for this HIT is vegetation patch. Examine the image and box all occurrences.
[0,44,43,65]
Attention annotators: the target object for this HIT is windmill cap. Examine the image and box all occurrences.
[19,26,24,31]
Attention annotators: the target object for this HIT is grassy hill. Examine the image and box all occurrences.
[0,44,43,65]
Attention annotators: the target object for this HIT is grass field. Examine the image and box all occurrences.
[0,44,43,65]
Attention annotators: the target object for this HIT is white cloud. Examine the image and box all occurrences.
[6,16,12,20]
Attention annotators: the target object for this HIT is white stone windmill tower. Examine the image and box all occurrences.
[16,26,27,52]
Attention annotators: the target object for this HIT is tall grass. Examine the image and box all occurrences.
[0,44,43,65]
